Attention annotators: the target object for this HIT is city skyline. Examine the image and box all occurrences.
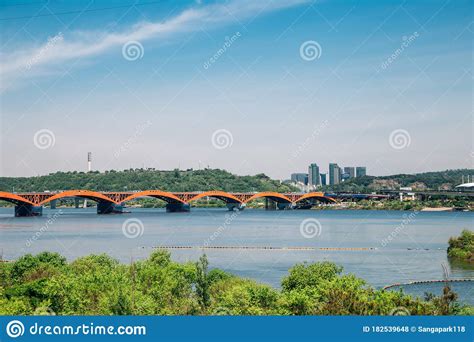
[1,0,472,179]
[291,162,366,188]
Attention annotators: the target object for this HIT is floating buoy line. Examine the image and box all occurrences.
[142,246,446,251]
[146,246,378,251]
[383,279,474,290]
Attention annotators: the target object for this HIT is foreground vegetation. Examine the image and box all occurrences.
[448,230,474,263]
[0,251,471,316]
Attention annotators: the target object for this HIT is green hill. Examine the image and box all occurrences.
[324,169,472,192]
[0,168,297,193]
[1,168,471,194]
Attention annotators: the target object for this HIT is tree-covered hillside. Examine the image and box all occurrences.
[325,169,472,192]
[1,168,471,194]
[0,169,297,193]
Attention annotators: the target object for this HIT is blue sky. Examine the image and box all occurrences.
[0,0,472,179]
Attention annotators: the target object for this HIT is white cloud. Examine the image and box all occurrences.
[0,0,308,91]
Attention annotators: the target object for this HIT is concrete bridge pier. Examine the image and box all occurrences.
[15,204,43,217]
[277,202,293,210]
[166,202,191,212]
[97,201,124,214]
[50,199,57,209]
[226,203,245,211]
[265,198,277,210]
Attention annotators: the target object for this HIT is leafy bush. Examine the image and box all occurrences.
[447,230,474,262]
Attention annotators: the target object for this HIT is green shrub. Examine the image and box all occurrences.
[448,230,474,262]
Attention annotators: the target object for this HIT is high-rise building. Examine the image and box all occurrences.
[291,173,308,185]
[329,163,341,185]
[320,173,327,186]
[344,167,355,179]
[356,167,367,178]
[308,163,320,186]
[335,168,341,184]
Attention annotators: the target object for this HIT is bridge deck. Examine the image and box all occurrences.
[0,190,335,206]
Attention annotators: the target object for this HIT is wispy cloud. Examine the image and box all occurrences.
[0,0,309,91]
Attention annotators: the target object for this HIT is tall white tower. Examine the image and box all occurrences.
[84,152,92,209]
[87,152,92,172]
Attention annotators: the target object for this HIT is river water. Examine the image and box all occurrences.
[1,207,473,303]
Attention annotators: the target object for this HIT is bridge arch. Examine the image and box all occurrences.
[0,191,35,206]
[38,190,119,205]
[295,192,336,204]
[243,192,292,204]
[187,191,243,204]
[121,190,186,204]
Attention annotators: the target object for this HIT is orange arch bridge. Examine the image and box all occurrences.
[0,190,335,216]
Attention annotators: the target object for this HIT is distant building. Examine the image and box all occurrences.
[344,167,355,179]
[329,163,341,185]
[356,167,367,178]
[308,163,320,186]
[455,183,474,192]
[320,173,327,186]
[291,173,308,185]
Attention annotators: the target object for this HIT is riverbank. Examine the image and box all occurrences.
[312,200,472,212]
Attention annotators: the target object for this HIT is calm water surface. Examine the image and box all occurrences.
[1,207,473,302]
